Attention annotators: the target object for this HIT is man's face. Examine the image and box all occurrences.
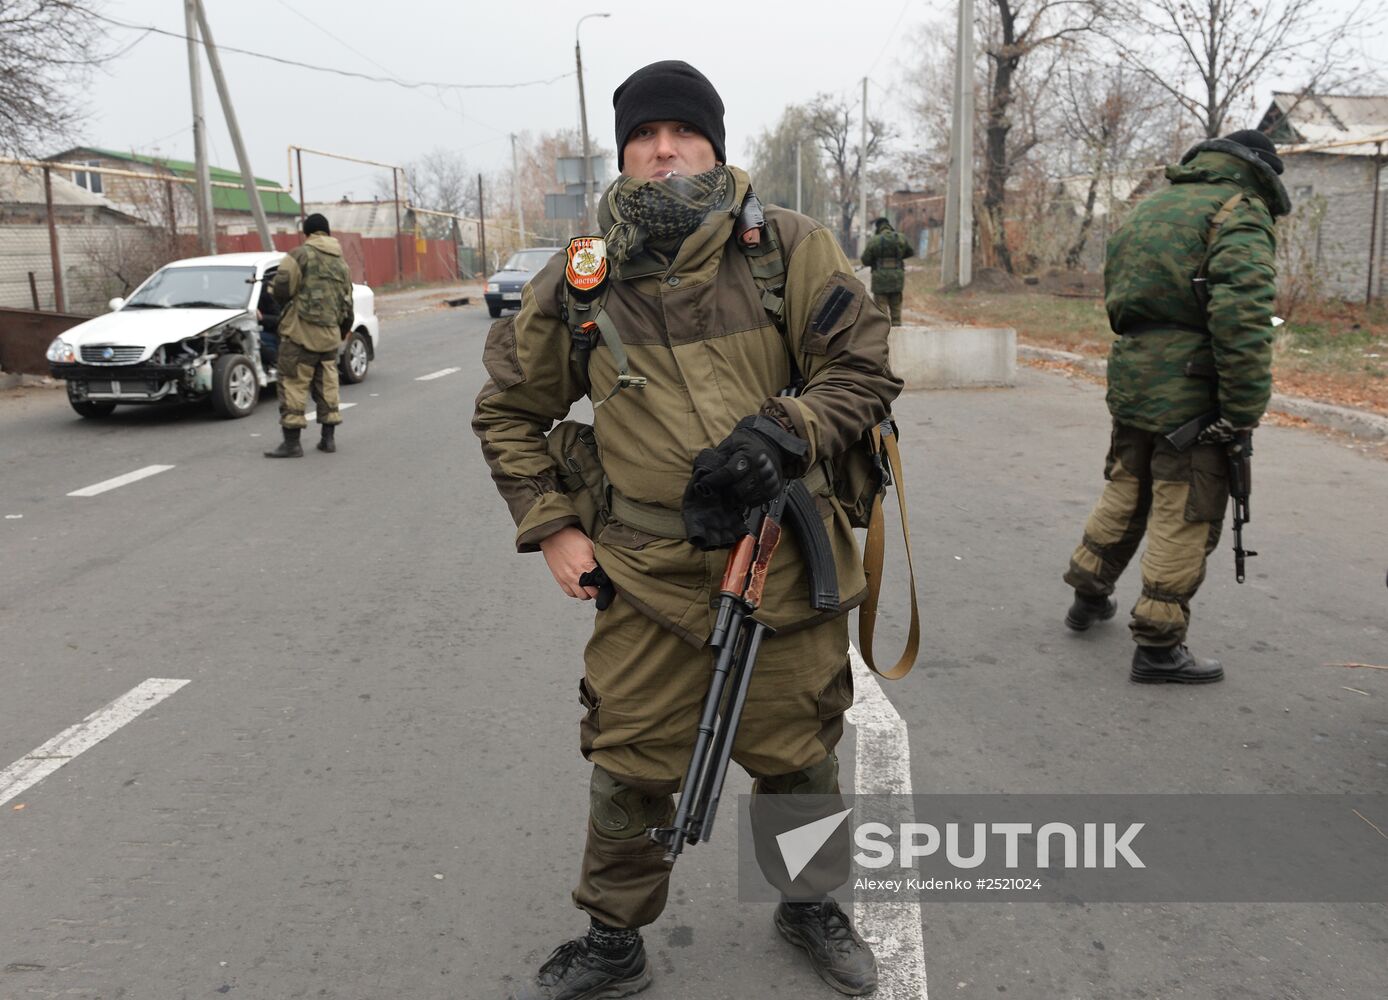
[622,121,718,180]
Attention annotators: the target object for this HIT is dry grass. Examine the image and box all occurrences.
[904,270,1388,416]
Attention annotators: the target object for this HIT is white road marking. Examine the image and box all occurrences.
[5,514,21,519]
[0,678,190,807]
[415,367,461,381]
[847,645,928,1000]
[302,401,357,422]
[67,465,175,498]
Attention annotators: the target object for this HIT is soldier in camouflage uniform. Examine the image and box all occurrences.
[1063,130,1291,683]
[264,213,354,458]
[859,217,913,325]
[473,61,900,999]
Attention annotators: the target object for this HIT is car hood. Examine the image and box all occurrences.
[60,307,249,360]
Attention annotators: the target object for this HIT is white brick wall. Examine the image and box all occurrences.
[1279,153,1387,301]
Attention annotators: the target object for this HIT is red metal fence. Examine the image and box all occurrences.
[217,232,460,287]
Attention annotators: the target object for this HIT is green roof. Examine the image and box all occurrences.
[84,147,300,216]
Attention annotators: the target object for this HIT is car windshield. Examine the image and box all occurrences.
[125,266,255,310]
[499,250,556,274]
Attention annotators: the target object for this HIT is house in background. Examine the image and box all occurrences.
[45,147,301,237]
[1259,93,1388,301]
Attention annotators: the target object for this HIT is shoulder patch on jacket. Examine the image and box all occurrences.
[803,271,863,355]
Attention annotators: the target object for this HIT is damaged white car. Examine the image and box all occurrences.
[45,252,381,419]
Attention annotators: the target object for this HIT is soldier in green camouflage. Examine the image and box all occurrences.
[1062,130,1291,683]
[859,217,914,324]
[264,213,354,458]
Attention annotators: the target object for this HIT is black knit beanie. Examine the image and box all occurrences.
[1223,129,1284,175]
[613,60,726,170]
[303,213,331,236]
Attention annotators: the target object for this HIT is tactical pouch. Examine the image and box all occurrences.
[544,420,608,538]
[830,422,892,530]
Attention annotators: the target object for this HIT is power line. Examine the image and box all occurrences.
[91,11,575,92]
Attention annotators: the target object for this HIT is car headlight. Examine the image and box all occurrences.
[487,282,500,293]
[46,337,76,364]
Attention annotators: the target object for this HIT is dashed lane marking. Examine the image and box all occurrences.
[302,401,357,423]
[415,367,462,381]
[0,679,191,807]
[67,465,175,498]
[847,645,929,1000]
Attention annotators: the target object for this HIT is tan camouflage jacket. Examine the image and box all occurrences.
[271,234,353,353]
[472,166,901,645]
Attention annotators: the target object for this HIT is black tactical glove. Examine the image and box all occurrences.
[690,415,809,508]
[1196,416,1256,445]
[682,450,752,550]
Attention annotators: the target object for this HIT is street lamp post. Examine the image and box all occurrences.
[575,12,611,235]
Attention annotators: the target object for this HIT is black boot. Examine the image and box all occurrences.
[513,922,651,1000]
[775,899,878,996]
[1131,644,1224,684]
[263,427,303,458]
[317,424,336,453]
[1065,591,1117,631]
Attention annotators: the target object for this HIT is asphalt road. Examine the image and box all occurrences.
[1,301,1385,999]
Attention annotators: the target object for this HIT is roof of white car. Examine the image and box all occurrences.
[164,251,283,269]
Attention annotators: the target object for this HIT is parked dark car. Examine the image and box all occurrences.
[484,247,564,318]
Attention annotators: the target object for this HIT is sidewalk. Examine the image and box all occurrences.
[374,281,484,319]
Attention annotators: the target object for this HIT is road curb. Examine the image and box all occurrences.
[1017,343,1388,441]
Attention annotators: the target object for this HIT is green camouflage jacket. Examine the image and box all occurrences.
[860,225,914,295]
[472,166,901,645]
[1104,139,1291,432]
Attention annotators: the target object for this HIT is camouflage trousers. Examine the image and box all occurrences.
[1064,421,1230,647]
[873,291,903,325]
[572,595,853,928]
[276,338,341,429]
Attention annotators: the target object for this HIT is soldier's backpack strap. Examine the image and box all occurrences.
[735,198,920,680]
[560,237,647,407]
[1192,192,1245,314]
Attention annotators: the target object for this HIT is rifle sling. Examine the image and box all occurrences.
[858,424,920,680]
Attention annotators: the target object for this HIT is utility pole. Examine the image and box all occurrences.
[43,166,65,312]
[575,13,610,234]
[858,77,868,255]
[478,173,489,276]
[392,168,404,283]
[511,133,526,248]
[184,0,214,254]
[796,139,803,215]
[942,0,975,287]
[193,0,273,250]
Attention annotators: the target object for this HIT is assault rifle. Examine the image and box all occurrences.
[649,478,839,864]
[1164,411,1257,583]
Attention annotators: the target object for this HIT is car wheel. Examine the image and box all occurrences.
[487,302,502,318]
[339,330,370,384]
[67,385,115,419]
[210,354,259,419]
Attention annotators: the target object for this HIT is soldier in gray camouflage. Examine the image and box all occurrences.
[859,217,913,325]
[1062,130,1291,684]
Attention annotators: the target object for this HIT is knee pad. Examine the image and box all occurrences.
[589,765,675,840]
[754,753,840,796]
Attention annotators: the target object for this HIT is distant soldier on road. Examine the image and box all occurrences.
[474,60,899,1000]
[859,216,913,325]
[1062,130,1291,683]
[264,213,353,458]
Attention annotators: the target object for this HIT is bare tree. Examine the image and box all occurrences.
[1107,0,1377,139]
[804,93,891,250]
[1057,63,1167,268]
[0,1,106,156]
[979,0,1103,272]
[747,105,833,222]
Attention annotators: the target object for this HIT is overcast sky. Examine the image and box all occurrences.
[79,0,1382,204]
[82,0,925,202]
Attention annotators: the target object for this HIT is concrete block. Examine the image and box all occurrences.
[888,324,1017,389]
